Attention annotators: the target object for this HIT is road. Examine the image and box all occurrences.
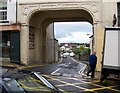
[51,56,87,77]
[2,57,120,93]
[25,56,87,77]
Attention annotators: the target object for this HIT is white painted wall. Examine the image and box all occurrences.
[7,0,16,24]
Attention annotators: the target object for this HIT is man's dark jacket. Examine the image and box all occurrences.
[89,54,97,65]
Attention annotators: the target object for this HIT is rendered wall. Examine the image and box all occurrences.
[46,23,55,63]
[54,38,59,62]
[94,1,118,71]
[19,0,101,3]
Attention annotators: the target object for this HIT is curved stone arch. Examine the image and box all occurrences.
[25,9,42,25]
[79,7,96,24]
[25,7,96,26]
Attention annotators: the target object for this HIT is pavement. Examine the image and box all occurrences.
[0,61,44,69]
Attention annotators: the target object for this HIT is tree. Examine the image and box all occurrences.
[73,45,91,55]
[73,48,82,55]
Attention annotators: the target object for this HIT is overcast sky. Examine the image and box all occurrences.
[54,22,93,43]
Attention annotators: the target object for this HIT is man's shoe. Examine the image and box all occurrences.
[84,76,91,79]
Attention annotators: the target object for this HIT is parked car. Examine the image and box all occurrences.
[63,55,67,58]
[63,52,69,58]
[70,52,75,57]
[0,66,60,93]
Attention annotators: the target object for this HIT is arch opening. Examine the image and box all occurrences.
[28,9,94,64]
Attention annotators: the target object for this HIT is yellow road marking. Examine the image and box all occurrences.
[107,87,120,92]
[45,75,88,90]
[56,83,82,87]
[18,81,43,90]
[42,74,120,92]
[59,88,66,92]
[84,86,114,91]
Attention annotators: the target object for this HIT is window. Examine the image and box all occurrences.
[0,11,7,20]
[0,0,7,21]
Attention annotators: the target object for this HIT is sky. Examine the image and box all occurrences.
[54,22,93,43]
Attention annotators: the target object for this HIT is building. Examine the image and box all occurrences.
[0,0,59,64]
[0,0,20,63]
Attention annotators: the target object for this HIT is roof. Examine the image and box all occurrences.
[69,44,76,47]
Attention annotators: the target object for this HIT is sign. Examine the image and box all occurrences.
[0,24,20,31]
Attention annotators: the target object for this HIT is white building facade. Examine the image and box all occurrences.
[0,0,20,63]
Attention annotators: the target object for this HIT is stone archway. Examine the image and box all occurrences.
[19,1,103,71]
[27,9,94,63]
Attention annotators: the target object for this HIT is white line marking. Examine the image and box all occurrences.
[51,68,61,75]
[69,57,87,75]
[63,74,72,77]
[52,73,61,75]
[78,65,87,75]
[51,58,63,75]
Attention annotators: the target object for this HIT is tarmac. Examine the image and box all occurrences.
[1,60,101,79]
[1,60,120,93]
